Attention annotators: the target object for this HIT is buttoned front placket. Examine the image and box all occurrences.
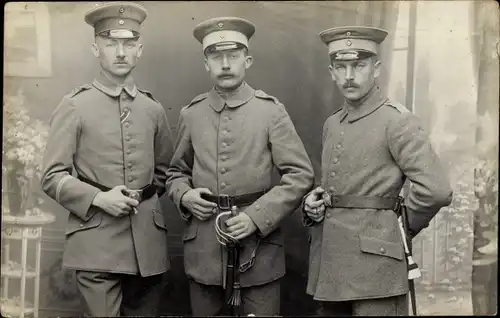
[217,105,233,195]
[119,90,135,188]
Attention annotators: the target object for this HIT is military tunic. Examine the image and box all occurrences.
[41,72,173,276]
[304,86,453,301]
[166,82,314,287]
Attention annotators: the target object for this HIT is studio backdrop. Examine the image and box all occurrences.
[3,2,399,316]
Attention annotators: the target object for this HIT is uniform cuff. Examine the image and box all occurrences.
[172,181,193,220]
[245,205,275,238]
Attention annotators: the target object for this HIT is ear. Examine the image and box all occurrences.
[244,55,253,69]
[204,57,210,72]
[373,60,382,79]
[328,64,337,82]
[91,42,99,58]
[137,43,144,59]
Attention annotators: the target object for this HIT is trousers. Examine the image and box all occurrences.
[316,294,409,316]
[75,270,163,317]
[188,279,281,316]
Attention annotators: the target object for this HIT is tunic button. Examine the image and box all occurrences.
[220,168,227,174]
[340,131,344,136]
[128,176,134,182]
[222,142,227,147]
[123,107,130,112]
[333,157,339,164]
[255,204,260,210]
[265,220,271,225]
[124,122,130,128]
[126,149,132,155]
[380,247,386,254]
[222,130,229,135]
[337,144,342,149]
[128,162,133,168]
[79,224,84,227]
[221,182,227,188]
[328,186,335,193]
[221,155,228,161]
[125,135,131,141]
[326,213,332,218]
[330,171,336,177]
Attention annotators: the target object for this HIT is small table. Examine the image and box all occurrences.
[1,211,55,318]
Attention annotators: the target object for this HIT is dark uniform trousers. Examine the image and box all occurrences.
[76,270,163,317]
[316,294,408,316]
[189,279,281,316]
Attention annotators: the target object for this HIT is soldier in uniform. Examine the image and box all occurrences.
[166,17,314,316]
[40,2,173,316]
[302,26,453,316]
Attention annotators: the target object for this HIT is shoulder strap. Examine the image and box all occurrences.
[254,90,279,104]
[186,92,208,108]
[69,84,92,98]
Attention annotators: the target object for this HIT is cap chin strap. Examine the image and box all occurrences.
[97,29,139,39]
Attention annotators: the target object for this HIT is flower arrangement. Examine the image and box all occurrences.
[2,89,49,216]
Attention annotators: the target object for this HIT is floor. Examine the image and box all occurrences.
[416,290,473,315]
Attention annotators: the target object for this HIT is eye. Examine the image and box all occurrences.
[334,64,345,70]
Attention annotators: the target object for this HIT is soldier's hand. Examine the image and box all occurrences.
[92,185,139,218]
[225,212,257,240]
[181,188,218,221]
[304,187,326,223]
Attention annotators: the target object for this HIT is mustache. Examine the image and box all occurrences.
[343,81,360,89]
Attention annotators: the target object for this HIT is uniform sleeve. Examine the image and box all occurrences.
[40,96,101,221]
[246,104,315,237]
[165,108,194,220]
[301,118,330,227]
[387,113,453,236]
[154,106,174,197]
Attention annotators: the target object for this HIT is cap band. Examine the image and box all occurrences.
[328,38,378,56]
[94,17,141,36]
[202,30,248,52]
[331,50,374,61]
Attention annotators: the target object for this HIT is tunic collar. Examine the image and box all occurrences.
[339,85,388,123]
[92,71,138,98]
[207,82,255,112]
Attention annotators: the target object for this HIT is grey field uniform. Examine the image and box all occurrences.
[303,26,453,316]
[40,2,173,316]
[166,17,315,316]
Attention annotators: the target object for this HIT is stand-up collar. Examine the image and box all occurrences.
[338,85,388,123]
[207,82,255,112]
[92,71,138,98]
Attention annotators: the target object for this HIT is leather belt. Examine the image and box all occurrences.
[322,193,402,212]
[202,189,269,210]
[77,175,156,202]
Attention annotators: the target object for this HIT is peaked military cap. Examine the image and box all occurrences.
[319,26,388,61]
[84,2,147,39]
[193,17,255,53]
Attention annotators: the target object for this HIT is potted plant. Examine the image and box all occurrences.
[2,88,49,217]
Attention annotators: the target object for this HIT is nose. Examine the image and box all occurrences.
[221,55,230,70]
[345,65,354,80]
[116,43,125,58]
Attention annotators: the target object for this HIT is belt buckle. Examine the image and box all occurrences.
[128,190,143,202]
[218,194,232,211]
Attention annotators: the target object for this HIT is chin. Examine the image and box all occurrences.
[217,79,242,90]
[343,92,362,101]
